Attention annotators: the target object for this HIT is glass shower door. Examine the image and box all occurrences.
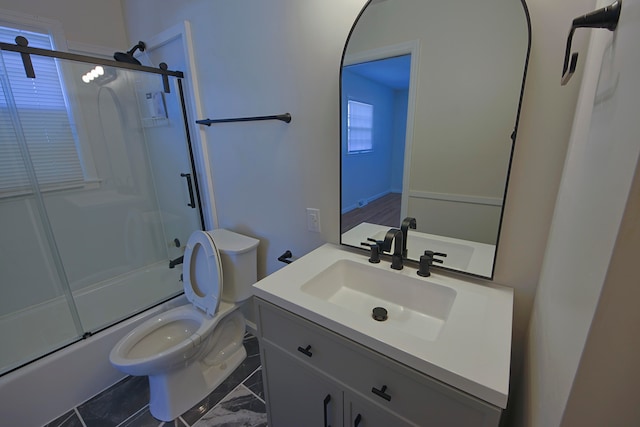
[0,47,203,375]
[0,50,83,374]
[37,60,202,332]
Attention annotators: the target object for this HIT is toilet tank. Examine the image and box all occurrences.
[207,229,259,303]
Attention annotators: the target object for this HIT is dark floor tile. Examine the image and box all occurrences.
[118,407,160,427]
[228,337,261,384]
[77,376,149,427]
[44,410,83,427]
[180,377,240,425]
[244,335,260,359]
[243,368,264,400]
[192,386,267,427]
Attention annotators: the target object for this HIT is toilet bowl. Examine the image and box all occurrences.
[109,229,259,421]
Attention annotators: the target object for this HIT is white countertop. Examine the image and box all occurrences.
[253,243,513,408]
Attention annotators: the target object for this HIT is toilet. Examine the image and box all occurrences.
[109,229,259,422]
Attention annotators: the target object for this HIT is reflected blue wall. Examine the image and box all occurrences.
[341,69,407,212]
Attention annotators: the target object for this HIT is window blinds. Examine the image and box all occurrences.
[0,26,83,193]
[347,100,374,153]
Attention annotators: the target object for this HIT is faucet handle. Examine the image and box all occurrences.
[361,241,381,263]
[424,250,446,263]
[417,253,433,277]
[417,251,442,277]
[418,250,448,277]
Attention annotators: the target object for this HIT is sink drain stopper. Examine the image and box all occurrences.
[372,307,388,321]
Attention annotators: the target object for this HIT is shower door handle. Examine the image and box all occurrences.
[180,173,196,208]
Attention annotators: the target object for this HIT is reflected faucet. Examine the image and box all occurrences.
[400,217,416,259]
[382,228,404,270]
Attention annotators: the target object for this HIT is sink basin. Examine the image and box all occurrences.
[300,259,456,341]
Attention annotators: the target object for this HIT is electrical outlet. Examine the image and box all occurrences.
[306,208,321,232]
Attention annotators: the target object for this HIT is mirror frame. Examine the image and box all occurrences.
[339,0,532,280]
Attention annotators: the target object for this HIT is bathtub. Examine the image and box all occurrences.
[0,262,186,427]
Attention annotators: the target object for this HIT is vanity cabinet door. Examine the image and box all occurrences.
[256,298,502,427]
[339,348,502,427]
[345,392,415,427]
[262,341,343,427]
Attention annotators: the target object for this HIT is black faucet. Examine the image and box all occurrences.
[400,217,416,259]
[382,228,404,270]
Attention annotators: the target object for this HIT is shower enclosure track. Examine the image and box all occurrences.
[0,39,184,79]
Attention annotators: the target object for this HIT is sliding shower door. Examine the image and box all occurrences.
[0,47,202,375]
[0,49,84,374]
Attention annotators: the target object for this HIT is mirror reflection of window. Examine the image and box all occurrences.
[347,99,373,154]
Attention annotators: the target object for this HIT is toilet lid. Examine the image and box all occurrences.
[183,230,223,315]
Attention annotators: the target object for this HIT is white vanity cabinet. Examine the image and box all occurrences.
[261,341,344,426]
[256,298,502,427]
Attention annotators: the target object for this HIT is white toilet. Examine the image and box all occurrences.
[109,229,259,421]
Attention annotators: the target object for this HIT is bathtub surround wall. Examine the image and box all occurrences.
[0,263,181,374]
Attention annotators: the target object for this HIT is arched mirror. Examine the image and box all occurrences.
[340,0,531,279]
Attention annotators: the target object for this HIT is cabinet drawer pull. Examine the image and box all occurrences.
[297,344,313,357]
[371,385,392,401]
[354,413,362,427]
[323,394,332,427]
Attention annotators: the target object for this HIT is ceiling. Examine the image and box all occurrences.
[344,54,410,90]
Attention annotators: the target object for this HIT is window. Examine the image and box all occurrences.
[347,99,373,154]
[0,24,84,194]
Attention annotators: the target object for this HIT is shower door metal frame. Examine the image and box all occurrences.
[0,40,206,374]
[0,40,184,78]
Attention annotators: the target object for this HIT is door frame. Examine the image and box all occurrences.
[142,21,218,230]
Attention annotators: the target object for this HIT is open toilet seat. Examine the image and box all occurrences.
[109,228,258,422]
[183,230,223,316]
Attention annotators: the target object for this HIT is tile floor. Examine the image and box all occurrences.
[42,334,267,427]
